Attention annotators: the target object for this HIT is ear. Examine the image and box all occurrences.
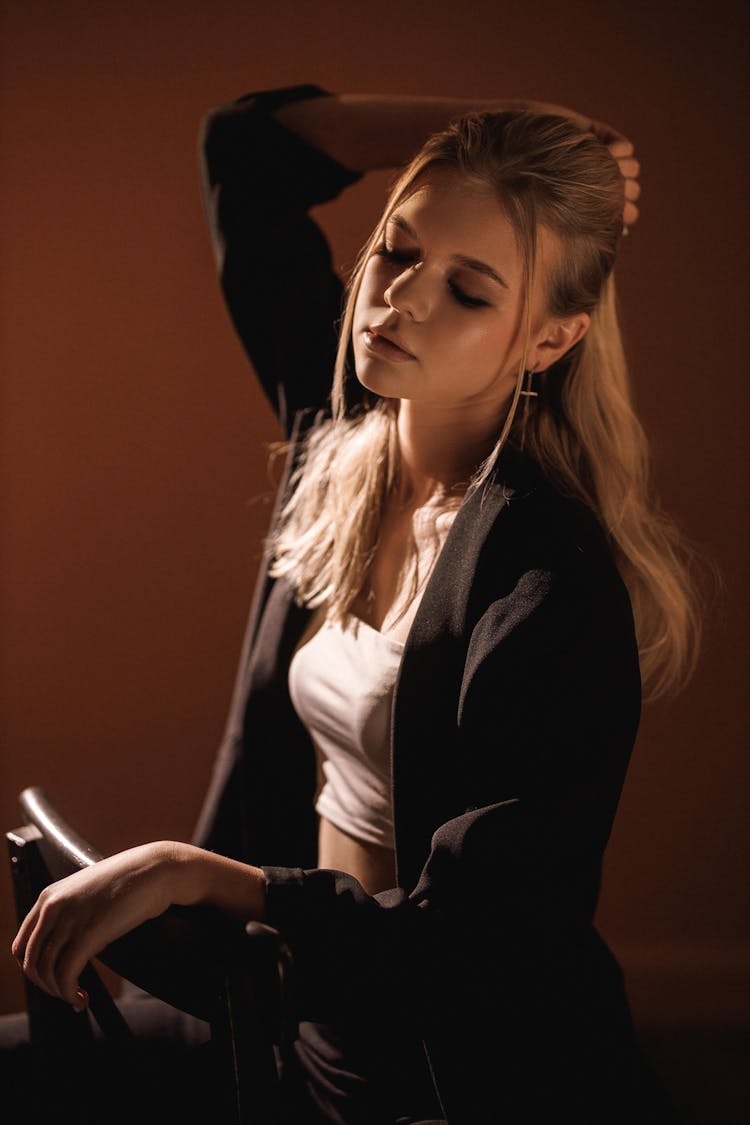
[529,314,590,372]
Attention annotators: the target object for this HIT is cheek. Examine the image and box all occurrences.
[355,260,387,316]
[443,319,503,365]
[438,320,521,388]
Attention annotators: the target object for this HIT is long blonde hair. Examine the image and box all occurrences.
[270,110,701,700]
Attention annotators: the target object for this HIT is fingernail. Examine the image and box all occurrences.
[72,988,89,1013]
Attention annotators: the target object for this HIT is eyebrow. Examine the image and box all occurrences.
[388,214,510,290]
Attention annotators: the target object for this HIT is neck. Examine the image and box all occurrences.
[394,397,510,507]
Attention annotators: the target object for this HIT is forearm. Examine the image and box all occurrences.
[273,93,594,172]
[169,842,267,922]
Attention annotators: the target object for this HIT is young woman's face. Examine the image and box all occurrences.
[352,168,552,410]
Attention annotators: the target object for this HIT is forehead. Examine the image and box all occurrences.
[388,167,519,260]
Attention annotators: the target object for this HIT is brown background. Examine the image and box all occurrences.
[1,0,747,1045]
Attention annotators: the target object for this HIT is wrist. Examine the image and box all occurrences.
[145,841,198,912]
[166,843,267,922]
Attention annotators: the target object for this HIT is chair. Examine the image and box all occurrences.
[6,787,296,1125]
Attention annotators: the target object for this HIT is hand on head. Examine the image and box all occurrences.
[530,104,641,232]
[586,118,641,231]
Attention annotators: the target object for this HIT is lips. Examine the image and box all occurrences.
[363,325,416,361]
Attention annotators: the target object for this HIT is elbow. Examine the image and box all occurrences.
[197,106,225,182]
[198,98,248,186]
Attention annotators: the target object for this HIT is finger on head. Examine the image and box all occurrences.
[609,139,634,158]
[618,157,641,179]
[624,179,642,201]
[623,201,640,227]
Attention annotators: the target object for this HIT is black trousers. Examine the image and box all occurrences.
[1,985,681,1124]
[0,987,446,1125]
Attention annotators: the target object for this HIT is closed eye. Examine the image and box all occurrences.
[448,283,489,309]
[374,243,416,266]
[374,243,490,310]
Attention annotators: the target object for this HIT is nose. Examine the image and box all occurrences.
[384,265,430,321]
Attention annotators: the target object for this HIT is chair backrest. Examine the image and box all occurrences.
[7,786,296,1125]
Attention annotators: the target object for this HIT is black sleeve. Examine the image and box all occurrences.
[199,85,364,437]
[260,556,641,1029]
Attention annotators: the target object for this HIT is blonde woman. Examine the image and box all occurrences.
[12,85,696,1122]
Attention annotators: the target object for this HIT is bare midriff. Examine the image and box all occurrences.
[317,814,397,896]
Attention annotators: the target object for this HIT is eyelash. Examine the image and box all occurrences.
[374,244,489,309]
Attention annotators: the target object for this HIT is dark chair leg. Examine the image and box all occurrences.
[211,923,296,1125]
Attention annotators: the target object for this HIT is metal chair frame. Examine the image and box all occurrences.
[7,787,295,1125]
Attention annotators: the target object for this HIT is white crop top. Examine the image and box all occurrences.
[288,616,404,850]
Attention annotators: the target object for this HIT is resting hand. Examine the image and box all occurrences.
[11,841,267,1011]
[11,842,181,1010]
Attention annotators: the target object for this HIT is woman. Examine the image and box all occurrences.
[12,85,696,1122]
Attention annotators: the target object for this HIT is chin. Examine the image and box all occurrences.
[352,355,395,398]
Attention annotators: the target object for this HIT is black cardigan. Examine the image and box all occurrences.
[193,85,655,1123]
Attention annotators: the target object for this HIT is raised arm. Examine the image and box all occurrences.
[200,86,640,438]
[199,85,363,437]
[274,92,640,220]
